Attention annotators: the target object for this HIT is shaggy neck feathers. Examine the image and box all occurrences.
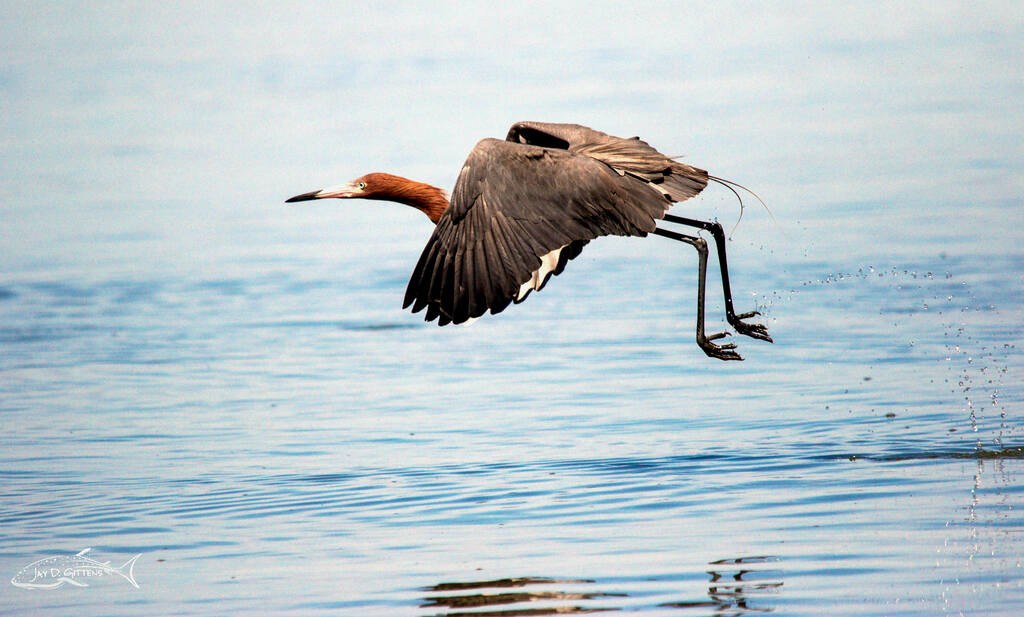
[360,173,449,224]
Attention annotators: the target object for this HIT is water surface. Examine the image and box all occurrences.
[2,3,1023,615]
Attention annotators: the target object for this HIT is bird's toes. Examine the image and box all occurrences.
[752,329,774,343]
[698,334,744,361]
[730,314,773,343]
[738,323,773,343]
[709,347,743,361]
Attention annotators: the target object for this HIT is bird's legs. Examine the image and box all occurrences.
[661,214,772,343]
[652,227,742,361]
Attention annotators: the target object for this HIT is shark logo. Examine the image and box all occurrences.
[11,548,140,590]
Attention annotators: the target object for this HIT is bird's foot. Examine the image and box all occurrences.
[698,331,743,361]
[728,310,773,343]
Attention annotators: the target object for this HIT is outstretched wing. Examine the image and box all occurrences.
[506,121,708,203]
[403,138,679,325]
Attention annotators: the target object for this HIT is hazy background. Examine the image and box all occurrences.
[2,2,1022,615]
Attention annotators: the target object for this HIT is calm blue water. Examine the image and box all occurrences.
[2,3,1023,615]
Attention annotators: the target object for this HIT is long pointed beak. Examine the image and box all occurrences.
[286,183,360,203]
[285,190,323,203]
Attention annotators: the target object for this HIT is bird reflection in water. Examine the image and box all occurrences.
[420,577,622,615]
[659,556,783,616]
[420,557,781,616]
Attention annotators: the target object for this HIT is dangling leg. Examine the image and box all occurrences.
[653,227,743,361]
[662,214,772,342]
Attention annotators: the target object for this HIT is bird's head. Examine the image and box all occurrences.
[285,173,381,202]
[286,173,450,223]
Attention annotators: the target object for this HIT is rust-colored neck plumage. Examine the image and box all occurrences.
[358,173,449,224]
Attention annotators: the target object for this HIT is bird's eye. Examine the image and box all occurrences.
[358,182,366,190]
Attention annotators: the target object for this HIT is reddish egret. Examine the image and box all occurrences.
[287,122,771,360]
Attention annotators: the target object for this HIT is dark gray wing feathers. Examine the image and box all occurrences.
[404,122,709,325]
[507,121,708,202]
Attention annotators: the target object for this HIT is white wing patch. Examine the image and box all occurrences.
[649,181,675,216]
[516,245,566,302]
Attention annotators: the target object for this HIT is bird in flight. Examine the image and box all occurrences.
[287,122,772,360]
